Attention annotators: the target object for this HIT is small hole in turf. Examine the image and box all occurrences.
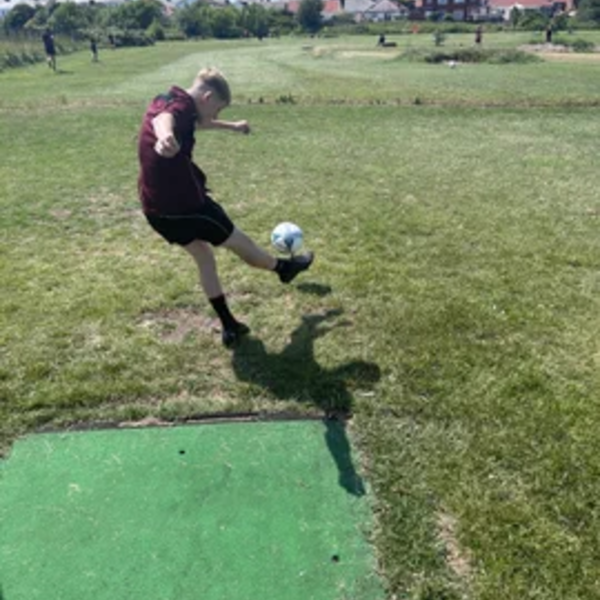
[179,450,186,455]
[331,554,340,563]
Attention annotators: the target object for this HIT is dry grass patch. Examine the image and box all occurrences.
[437,511,473,583]
[540,51,600,62]
[138,308,218,343]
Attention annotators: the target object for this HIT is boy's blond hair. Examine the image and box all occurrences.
[194,67,232,105]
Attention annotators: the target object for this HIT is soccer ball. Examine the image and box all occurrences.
[271,222,303,254]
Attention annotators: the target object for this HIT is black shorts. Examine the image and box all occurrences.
[145,197,234,247]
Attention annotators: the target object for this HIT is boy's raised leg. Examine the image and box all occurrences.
[223,227,314,283]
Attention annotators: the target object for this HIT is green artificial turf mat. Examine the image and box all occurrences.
[0,420,383,600]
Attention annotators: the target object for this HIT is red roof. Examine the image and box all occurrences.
[323,0,343,12]
[283,0,342,12]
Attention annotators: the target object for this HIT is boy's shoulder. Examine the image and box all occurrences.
[150,86,194,115]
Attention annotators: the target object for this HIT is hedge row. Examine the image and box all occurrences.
[400,46,542,63]
[0,29,154,71]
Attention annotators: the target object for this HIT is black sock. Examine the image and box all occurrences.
[209,295,238,331]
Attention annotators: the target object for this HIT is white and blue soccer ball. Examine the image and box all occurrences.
[271,222,304,254]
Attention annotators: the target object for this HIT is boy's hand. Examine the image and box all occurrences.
[154,134,180,158]
[232,120,251,135]
[197,119,251,134]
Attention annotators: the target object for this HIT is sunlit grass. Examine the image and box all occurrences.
[2,35,600,599]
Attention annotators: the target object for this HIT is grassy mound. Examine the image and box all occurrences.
[401,47,542,64]
[553,37,596,52]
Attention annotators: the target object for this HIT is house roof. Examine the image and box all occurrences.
[282,0,300,11]
[0,0,38,9]
[487,0,553,7]
[344,0,376,11]
[280,0,342,13]
[364,0,403,12]
[323,0,343,13]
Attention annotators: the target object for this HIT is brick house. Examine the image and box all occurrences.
[278,0,344,18]
[279,0,408,20]
[484,0,572,20]
[362,0,409,20]
[414,0,483,20]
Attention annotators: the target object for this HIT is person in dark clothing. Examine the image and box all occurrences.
[137,67,314,347]
[90,37,98,62]
[42,29,56,71]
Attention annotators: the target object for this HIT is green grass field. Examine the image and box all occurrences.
[2,33,600,599]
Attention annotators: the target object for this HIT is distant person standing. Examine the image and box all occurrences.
[42,29,56,71]
[545,23,553,44]
[475,25,483,45]
[90,37,98,62]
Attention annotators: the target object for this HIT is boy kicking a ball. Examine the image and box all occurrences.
[138,67,314,347]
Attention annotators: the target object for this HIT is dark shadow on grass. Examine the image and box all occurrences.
[295,282,333,297]
[232,309,380,496]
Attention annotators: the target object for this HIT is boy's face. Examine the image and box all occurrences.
[196,91,228,126]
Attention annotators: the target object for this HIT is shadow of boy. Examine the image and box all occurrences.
[231,309,380,496]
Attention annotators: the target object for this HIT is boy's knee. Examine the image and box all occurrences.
[184,239,213,260]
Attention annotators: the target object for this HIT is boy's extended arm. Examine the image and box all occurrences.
[152,112,181,158]
[199,119,250,135]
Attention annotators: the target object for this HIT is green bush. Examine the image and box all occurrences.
[548,36,596,51]
[409,21,503,34]
[572,20,600,29]
[330,20,505,37]
[107,29,155,47]
[161,29,187,41]
[0,48,45,71]
[570,37,596,51]
[400,46,541,64]
[0,34,81,71]
[146,19,165,41]
[486,48,540,63]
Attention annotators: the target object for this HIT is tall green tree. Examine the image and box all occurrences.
[240,4,270,38]
[296,0,323,33]
[177,3,203,37]
[209,6,241,39]
[577,0,600,23]
[3,4,36,33]
[175,1,215,37]
[509,6,522,28]
[50,2,95,35]
[105,0,165,31]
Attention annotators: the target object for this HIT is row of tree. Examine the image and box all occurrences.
[2,0,327,41]
[577,0,600,23]
[3,0,599,43]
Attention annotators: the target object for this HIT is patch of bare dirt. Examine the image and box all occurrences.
[338,50,400,60]
[437,511,473,582]
[542,51,600,62]
[138,307,218,343]
[49,209,73,220]
[520,43,600,62]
